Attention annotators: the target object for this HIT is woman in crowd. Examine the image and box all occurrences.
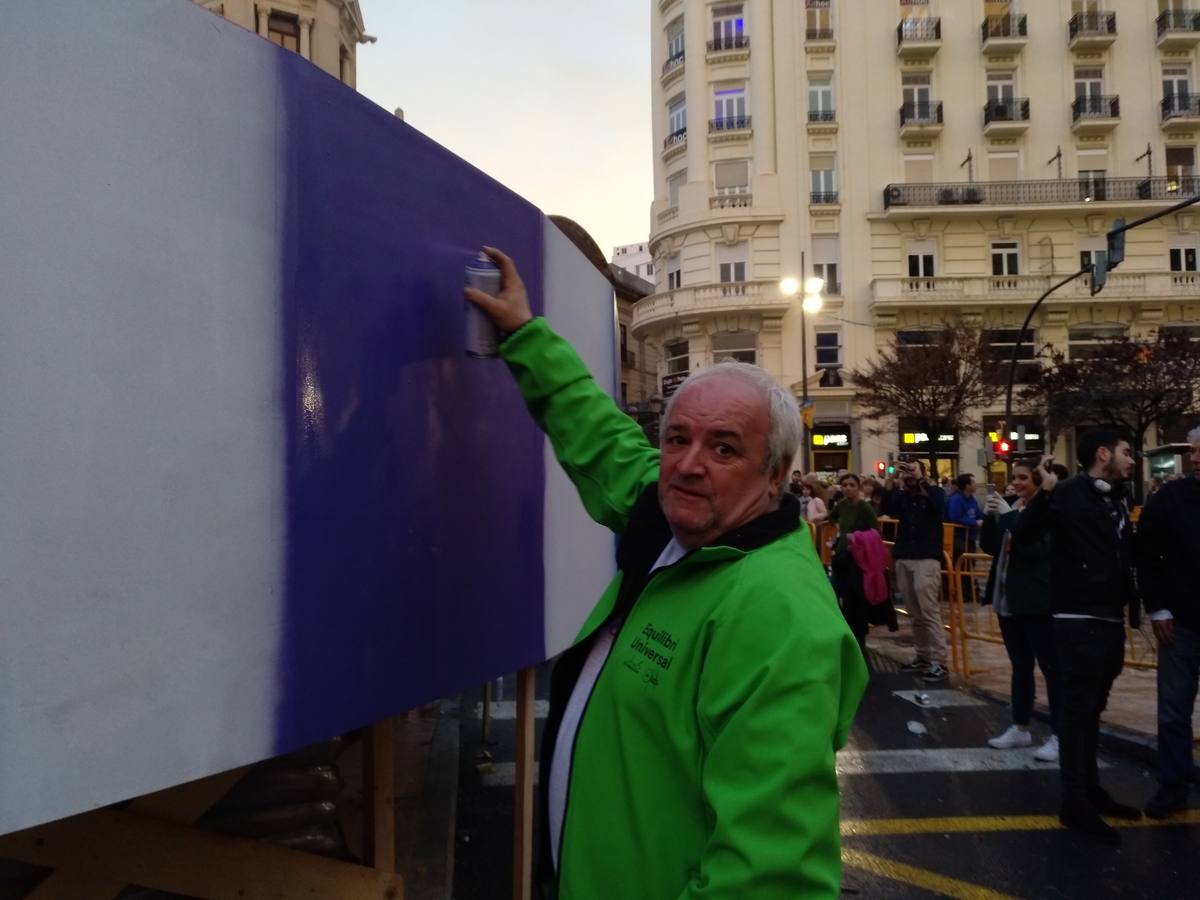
[860,476,884,516]
[980,460,1068,762]
[829,473,880,649]
[801,480,828,525]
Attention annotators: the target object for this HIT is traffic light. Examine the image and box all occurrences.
[875,460,887,476]
[1089,249,1108,295]
[1107,217,1126,269]
[993,437,1011,461]
[886,452,896,475]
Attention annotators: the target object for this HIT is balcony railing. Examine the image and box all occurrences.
[1072,94,1119,121]
[661,51,684,76]
[1162,94,1200,120]
[663,128,687,150]
[899,101,943,127]
[984,98,1030,125]
[882,175,1200,210]
[981,14,1027,42]
[808,109,836,122]
[707,35,750,51]
[810,191,839,205]
[632,279,793,333]
[709,192,753,209]
[709,116,751,133]
[872,272,1188,309]
[1068,12,1116,40]
[1157,10,1200,37]
[806,28,834,41]
[897,18,941,44]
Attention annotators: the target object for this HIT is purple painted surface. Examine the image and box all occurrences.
[274,59,547,752]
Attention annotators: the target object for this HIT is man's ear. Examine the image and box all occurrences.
[769,459,790,495]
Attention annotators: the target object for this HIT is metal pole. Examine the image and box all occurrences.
[1002,269,1086,478]
[800,251,809,472]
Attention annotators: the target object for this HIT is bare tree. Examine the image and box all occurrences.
[849,324,1001,476]
[1020,330,1200,501]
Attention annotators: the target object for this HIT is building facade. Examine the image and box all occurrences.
[193,0,369,86]
[613,242,656,281]
[641,0,1200,480]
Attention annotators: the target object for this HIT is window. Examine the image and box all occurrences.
[813,262,839,294]
[715,160,749,194]
[666,16,685,61]
[1079,235,1105,271]
[904,154,934,182]
[713,86,747,127]
[1073,0,1104,14]
[621,382,628,406]
[810,156,837,203]
[813,236,839,294]
[665,340,690,375]
[806,0,832,38]
[991,241,1020,276]
[1164,66,1191,100]
[712,331,757,365]
[983,328,1038,384]
[268,12,300,52]
[1079,168,1108,202]
[1068,325,1125,360]
[902,72,932,117]
[808,78,834,121]
[646,262,655,276]
[668,95,687,137]
[986,71,1016,104]
[620,324,628,358]
[1170,245,1198,271]
[1074,67,1104,115]
[666,253,682,290]
[667,168,686,207]
[907,241,936,277]
[1166,147,1196,194]
[815,329,842,368]
[1161,323,1200,340]
[989,153,1019,182]
[712,4,745,47]
[717,242,748,286]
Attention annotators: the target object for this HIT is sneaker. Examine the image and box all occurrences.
[988,725,1033,750]
[1060,808,1121,846]
[1145,784,1189,820]
[919,663,949,683]
[1034,735,1059,762]
[899,658,928,673]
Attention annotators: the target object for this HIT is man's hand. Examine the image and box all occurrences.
[1038,455,1058,492]
[464,246,533,335]
[1153,618,1175,647]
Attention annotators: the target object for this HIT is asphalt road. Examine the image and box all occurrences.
[453,659,1199,899]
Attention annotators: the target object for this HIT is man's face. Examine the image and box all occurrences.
[790,470,803,486]
[1100,440,1136,482]
[962,477,975,497]
[658,377,783,550]
[1190,440,1200,476]
[841,479,861,503]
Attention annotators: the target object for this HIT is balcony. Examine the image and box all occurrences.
[808,109,836,124]
[806,27,835,47]
[1161,94,1200,132]
[709,192,753,210]
[810,191,839,206]
[899,101,943,137]
[983,98,1030,135]
[631,279,793,336]
[706,34,750,64]
[660,51,685,88]
[897,18,941,58]
[1068,12,1116,50]
[981,14,1027,56]
[1156,10,1200,49]
[871,271,1186,312]
[661,128,687,162]
[881,176,1198,212]
[708,116,752,142]
[1071,95,1119,134]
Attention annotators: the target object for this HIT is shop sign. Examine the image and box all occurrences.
[811,431,850,448]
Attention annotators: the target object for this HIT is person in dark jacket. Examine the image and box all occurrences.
[829,473,879,653]
[1010,428,1141,845]
[882,459,948,682]
[980,461,1068,762]
[1138,426,1200,819]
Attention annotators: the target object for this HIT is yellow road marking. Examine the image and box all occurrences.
[842,810,1200,837]
[842,847,1020,900]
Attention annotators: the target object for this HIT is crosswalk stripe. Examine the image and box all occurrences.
[843,810,1200,836]
[473,700,550,720]
[836,747,1103,776]
[842,847,1019,900]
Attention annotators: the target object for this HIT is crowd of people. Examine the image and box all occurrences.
[793,428,1200,845]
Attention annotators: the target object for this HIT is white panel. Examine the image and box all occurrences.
[0,2,285,833]
[540,221,621,655]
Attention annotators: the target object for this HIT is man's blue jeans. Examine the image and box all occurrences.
[1157,621,1200,787]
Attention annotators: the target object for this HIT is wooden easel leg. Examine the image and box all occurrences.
[364,717,397,874]
[513,667,536,900]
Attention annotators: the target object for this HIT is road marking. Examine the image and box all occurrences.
[842,810,1200,836]
[473,700,549,720]
[836,747,1103,775]
[842,848,1020,900]
[892,689,987,708]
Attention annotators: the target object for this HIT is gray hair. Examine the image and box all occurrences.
[662,361,802,474]
[1188,425,1200,444]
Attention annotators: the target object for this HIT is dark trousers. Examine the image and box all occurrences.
[832,557,869,653]
[999,614,1061,735]
[1054,618,1125,811]
[1157,621,1200,787]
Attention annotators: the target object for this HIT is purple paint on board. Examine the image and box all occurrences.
[273,57,547,753]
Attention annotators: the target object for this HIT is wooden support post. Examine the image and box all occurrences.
[363,717,397,873]
[481,679,493,745]
[513,667,536,900]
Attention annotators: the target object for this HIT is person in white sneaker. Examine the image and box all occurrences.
[980,460,1064,763]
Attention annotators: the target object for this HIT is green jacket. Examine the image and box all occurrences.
[501,318,867,900]
[980,508,1052,616]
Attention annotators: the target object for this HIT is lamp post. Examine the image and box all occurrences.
[781,250,825,472]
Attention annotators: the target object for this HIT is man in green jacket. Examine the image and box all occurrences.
[466,248,867,900]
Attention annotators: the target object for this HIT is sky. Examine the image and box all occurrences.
[355,1,653,259]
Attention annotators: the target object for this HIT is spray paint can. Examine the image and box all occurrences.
[464,253,502,358]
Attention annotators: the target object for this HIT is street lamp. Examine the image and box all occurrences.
[781,251,825,471]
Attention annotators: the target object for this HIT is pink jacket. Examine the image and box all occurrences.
[848,528,889,605]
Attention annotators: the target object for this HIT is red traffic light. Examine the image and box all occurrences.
[875,460,886,475]
[993,439,1011,458]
